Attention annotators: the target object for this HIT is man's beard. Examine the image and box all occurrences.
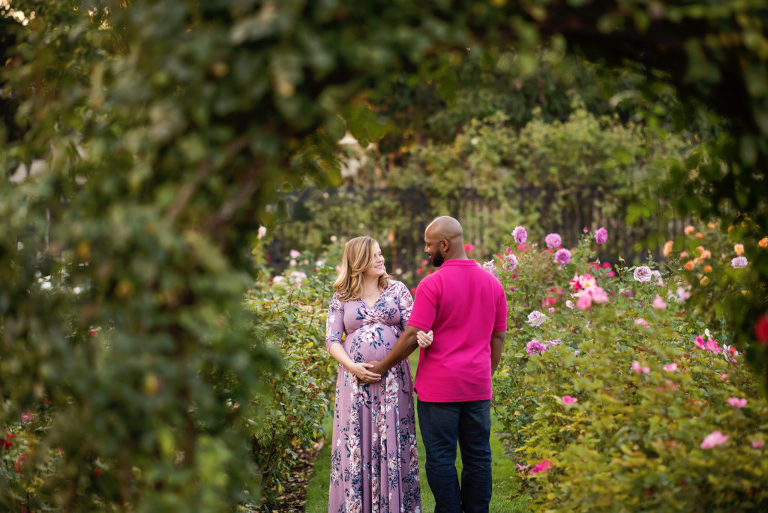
[430,252,444,268]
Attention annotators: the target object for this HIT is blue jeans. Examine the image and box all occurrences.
[417,399,492,513]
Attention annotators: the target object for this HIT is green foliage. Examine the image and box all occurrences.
[374,47,699,153]
[664,220,768,392]
[0,403,61,510]
[245,254,339,507]
[274,107,694,276]
[493,232,768,511]
[1,0,768,509]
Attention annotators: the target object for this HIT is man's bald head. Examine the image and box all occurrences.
[425,216,463,242]
[424,216,467,267]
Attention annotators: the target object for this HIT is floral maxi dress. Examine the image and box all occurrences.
[325,280,421,513]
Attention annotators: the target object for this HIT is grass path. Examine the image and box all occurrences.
[305,354,528,512]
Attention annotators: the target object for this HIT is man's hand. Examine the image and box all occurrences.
[367,360,384,378]
[349,362,381,383]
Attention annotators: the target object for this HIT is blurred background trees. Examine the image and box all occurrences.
[0,0,766,510]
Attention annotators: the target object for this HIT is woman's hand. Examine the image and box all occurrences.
[417,330,434,348]
[348,362,381,384]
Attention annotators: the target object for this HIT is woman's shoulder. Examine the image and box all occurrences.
[386,279,409,294]
[330,291,349,305]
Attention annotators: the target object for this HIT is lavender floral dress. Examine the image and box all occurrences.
[325,280,421,513]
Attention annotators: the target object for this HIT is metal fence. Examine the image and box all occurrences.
[268,185,691,274]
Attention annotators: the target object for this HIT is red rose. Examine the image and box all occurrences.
[755,313,768,344]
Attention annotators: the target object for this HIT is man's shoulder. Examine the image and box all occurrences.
[414,271,442,295]
[467,265,505,296]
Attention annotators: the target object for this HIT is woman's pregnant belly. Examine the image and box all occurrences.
[345,323,399,362]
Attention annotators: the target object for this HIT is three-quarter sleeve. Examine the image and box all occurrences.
[396,281,414,332]
[325,293,345,352]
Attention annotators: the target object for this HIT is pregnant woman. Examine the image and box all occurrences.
[325,236,430,513]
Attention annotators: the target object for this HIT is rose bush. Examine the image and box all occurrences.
[492,228,768,511]
[0,243,343,511]
[662,221,768,392]
[0,403,62,511]
[245,245,341,507]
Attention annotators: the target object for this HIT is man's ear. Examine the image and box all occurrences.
[440,239,449,253]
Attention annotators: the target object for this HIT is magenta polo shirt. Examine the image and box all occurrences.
[407,259,507,402]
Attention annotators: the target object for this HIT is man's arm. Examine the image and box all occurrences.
[369,325,421,376]
[491,330,505,374]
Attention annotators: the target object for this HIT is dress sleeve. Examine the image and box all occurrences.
[396,281,415,332]
[325,293,345,352]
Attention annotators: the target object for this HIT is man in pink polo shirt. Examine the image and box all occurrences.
[370,216,507,513]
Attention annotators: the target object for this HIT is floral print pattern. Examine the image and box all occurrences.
[326,280,421,513]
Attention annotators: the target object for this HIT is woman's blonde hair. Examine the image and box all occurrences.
[333,236,389,301]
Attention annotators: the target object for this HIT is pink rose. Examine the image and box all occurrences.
[631,361,650,374]
[545,233,562,249]
[595,227,608,244]
[562,396,578,405]
[705,339,722,354]
[700,431,729,449]
[726,397,747,408]
[652,295,667,310]
[589,286,609,303]
[663,363,678,372]
[576,294,592,310]
[529,460,553,474]
[512,226,527,244]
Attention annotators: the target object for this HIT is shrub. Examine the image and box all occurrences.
[493,228,768,511]
[663,221,768,392]
[246,248,340,507]
[0,403,61,512]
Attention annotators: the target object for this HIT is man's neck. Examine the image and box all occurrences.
[445,251,469,260]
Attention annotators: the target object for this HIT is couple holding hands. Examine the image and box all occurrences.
[325,216,507,513]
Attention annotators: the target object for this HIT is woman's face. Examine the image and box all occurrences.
[363,242,385,279]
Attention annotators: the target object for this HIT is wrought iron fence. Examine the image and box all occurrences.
[267,185,691,275]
